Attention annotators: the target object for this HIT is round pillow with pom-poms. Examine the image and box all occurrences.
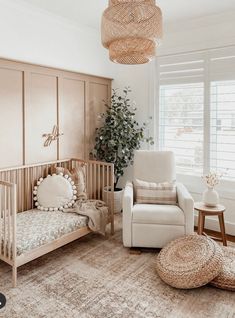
[33,173,77,212]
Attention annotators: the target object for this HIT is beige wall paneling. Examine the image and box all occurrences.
[87,79,111,159]
[24,71,58,164]
[0,58,112,167]
[59,76,86,160]
[0,66,23,168]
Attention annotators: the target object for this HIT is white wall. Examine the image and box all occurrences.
[159,12,235,56]
[0,0,116,78]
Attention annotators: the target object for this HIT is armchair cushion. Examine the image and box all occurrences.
[132,204,185,225]
[133,150,176,183]
[134,179,177,205]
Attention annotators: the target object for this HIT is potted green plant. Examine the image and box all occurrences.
[92,87,153,213]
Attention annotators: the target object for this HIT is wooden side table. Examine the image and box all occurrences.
[194,202,227,246]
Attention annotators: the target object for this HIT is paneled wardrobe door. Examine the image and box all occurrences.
[24,72,58,164]
[0,67,23,168]
[59,76,85,160]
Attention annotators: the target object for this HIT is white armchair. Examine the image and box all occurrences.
[123,150,194,248]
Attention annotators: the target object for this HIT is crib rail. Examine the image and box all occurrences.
[0,181,17,265]
[0,158,114,233]
[0,159,72,212]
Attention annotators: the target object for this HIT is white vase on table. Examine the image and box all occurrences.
[202,187,219,207]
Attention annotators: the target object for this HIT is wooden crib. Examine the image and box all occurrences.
[0,158,114,287]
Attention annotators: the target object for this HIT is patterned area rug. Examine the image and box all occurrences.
[0,217,235,318]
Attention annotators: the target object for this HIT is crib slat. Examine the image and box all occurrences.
[3,186,7,257]
[12,184,17,263]
[97,164,100,200]
[106,165,109,207]
[85,163,88,197]
[21,169,23,212]
[102,165,105,202]
[89,163,92,199]
[94,163,97,199]
[31,167,35,209]
[0,185,2,257]
[8,186,11,259]
[110,165,115,235]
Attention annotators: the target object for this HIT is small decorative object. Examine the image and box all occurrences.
[34,174,77,211]
[92,88,153,213]
[42,125,64,147]
[156,235,223,289]
[202,171,223,207]
[101,0,162,64]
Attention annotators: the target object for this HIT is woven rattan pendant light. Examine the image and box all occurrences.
[101,0,162,65]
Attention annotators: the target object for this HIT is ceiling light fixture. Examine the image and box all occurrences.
[101,0,162,65]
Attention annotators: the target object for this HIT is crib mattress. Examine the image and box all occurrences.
[1,209,88,256]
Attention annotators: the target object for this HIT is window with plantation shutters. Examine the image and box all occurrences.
[158,52,205,175]
[156,46,235,180]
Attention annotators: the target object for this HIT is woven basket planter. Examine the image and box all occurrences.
[101,0,162,64]
[156,235,224,289]
[210,246,235,291]
[104,187,124,213]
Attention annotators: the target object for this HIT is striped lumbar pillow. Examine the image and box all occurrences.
[135,179,177,205]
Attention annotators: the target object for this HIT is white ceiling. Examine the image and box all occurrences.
[21,0,235,29]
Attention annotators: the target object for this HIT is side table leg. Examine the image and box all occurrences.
[218,214,227,246]
[197,212,201,234]
[202,213,205,234]
[198,212,203,235]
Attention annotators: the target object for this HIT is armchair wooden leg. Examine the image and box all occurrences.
[129,247,141,255]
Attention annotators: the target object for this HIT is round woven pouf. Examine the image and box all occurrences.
[210,246,235,291]
[156,235,223,289]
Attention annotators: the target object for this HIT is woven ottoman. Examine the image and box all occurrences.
[156,235,223,289]
[210,246,235,291]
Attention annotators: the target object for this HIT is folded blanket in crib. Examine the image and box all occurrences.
[63,200,108,235]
